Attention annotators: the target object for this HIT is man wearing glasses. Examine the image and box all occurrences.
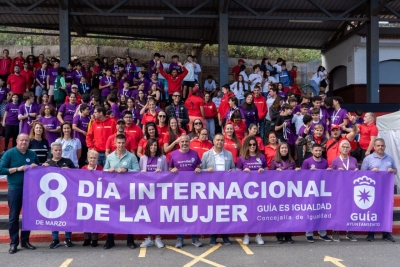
[165,92,190,132]
[0,49,12,83]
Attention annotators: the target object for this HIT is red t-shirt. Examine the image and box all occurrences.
[163,128,186,162]
[264,144,277,170]
[358,123,378,150]
[326,136,348,166]
[7,74,27,94]
[157,124,168,147]
[232,121,246,141]
[189,139,213,160]
[20,69,34,89]
[124,124,143,150]
[184,95,204,117]
[105,133,136,153]
[138,138,148,152]
[223,136,240,163]
[203,101,217,119]
[232,65,240,81]
[141,111,157,125]
[81,165,103,170]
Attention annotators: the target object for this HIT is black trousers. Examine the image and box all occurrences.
[8,189,30,246]
[276,232,292,239]
[107,234,134,243]
[79,145,88,168]
[4,124,19,151]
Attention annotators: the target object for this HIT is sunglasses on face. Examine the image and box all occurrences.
[249,143,257,147]
[173,95,181,98]
[194,122,202,125]
[158,115,166,118]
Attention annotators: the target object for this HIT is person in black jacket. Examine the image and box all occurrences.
[165,92,189,131]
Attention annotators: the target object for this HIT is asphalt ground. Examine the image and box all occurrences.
[0,235,399,267]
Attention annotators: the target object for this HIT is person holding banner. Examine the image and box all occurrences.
[81,150,103,247]
[361,138,397,242]
[302,143,333,242]
[169,134,203,248]
[103,134,140,250]
[270,142,300,244]
[42,141,76,249]
[330,140,358,242]
[201,133,235,246]
[0,133,39,254]
[138,138,168,248]
[236,136,267,245]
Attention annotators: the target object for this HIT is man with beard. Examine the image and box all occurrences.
[6,66,28,102]
[326,124,357,166]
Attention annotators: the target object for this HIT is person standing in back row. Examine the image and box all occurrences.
[157,60,188,104]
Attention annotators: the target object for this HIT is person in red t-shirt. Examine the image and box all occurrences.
[163,117,186,162]
[242,124,265,153]
[223,122,241,163]
[137,122,159,158]
[290,66,297,84]
[140,98,157,132]
[20,63,35,92]
[105,119,135,156]
[155,110,168,148]
[326,124,357,166]
[230,111,246,141]
[189,128,213,160]
[157,60,188,101]
[232,59,245,82]
[10,50,25,74]
[264,132,278,169]
[203,92,218,138]
[7,66,28,101]
[33,54,45,71]
[0,49,12,82]
[252,85,268,139]
[218,84,235,129]
[185,87,205,132]
[122,111,143,155]
[350,112,377,160]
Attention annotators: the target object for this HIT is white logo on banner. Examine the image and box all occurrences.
[353,176,376,210]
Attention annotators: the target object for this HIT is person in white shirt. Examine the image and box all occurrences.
[230,75,246,105]
[193,56,202,84]
[204,75,217,96]
[317,66,328,92]
[309,71,321,97]
[238,65,249,85]
[248,64,262,92]
[183,55,196,99]
[273,58,283,82]
[265,86,278,121]
[262,70,278,99]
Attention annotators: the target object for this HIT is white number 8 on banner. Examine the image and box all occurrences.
[37,173,68,219]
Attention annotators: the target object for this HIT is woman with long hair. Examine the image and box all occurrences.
[137,122,159,158]
[229,110,246,141]
[268,96,284,124]
[223,122,241,164]
[55,122,82,168]
[223,96,245,123]
[270,142,300,244]
[262,69,277,99]
[28,122,49,164]
[39,104,60,145]
[189,128,213,160]
[184,87,205,132]
[72,104,91,167]
[243,124,264,153]
[57,92,78,124]
[155,110,168,148]
[236,136,267,246]
[230,74,246,104]
[2,94,20,152]
[140,98,158,131]
[264,131,278,169]
[163,117,186,161]
[139,138,168,248]
[188,119,211,140]
[148,83,161,104]
[121,97,139,125]
[18,91,38,134]
[241,92,259,127]
[277,82,286,99]
[203,92,217,139]
[118,94,128,112]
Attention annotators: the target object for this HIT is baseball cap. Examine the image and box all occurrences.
[238,59,245,63]
[17,50,23,53]
[71,84,78,88]
[117,119,125,124]
[331,124,340,130]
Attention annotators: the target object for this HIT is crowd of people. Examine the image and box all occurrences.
[0,49,397,255]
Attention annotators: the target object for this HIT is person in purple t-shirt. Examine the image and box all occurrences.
[2,94,20,152]
[149,53,160,77]
[46,59,59,102]
[0,78,11,121]
[310,108,329,139]
[107,94,120,119]
[34,61,48,104]
[310,96,330,124]
[168,134,203,249]
[18,92,38,135]
[72,104,91,167]
[236,136,267,172]
[99,69,116,102]
[65,61,75,80]
[38,104,60,145]
[125,56,136,81]
[302,143,333,243]
[330,96,348,127]
[57,92,78,123]
[118,80,132,99]
[72,63,86,86]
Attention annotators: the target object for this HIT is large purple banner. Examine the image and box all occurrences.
[22,167,394,234]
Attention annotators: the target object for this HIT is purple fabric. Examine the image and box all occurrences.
[65,71,74,80]
[298,125,306,136]
[72,70,86,85]
[277,91,286,99]
[169,62,180,72]
[310,119,327,135]
[169,149,202,171]
[302,157,328,170]
[121,108,138,122]
[146,156,158,172]
[99,76,117,97]
[38,102,55,112]
[118,77,127,91]
[270,159,297,170]
[0,87,10,102]
[72,114,90,146]
[331,108,348,126]
[110,103,121,119]
[236,155,267,170]
[118,88,132,99]
[18,103,39,134]
[5,103,20,125]
[331,156,358,170]
[149,59,157,76]
[111,65,119,74]
[47,67,59,85]
[35,69,48,87]
[22,167,394,233]
[241,105,259,126]
[38,116,60,145]
[58,103,78,123]
[125,63,136,80]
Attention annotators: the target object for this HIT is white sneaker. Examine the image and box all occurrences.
[155,237,164,248]
[255,234,264,245]
[242,235,250,245]
[140,238,154,247]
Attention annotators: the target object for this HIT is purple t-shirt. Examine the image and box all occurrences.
[72,114,90,146]
[169,62,180,72]
[18,103,39,134]
[59,103,78,122]
[118,77,127,91]
[38,102,55,112]
[111,64,119,75]
[47,67,59,85]
[169,149,202,171]
[149,59,158,76]
[118,88,132,99]
[110,103,121,119]
[5,103,20,125]
[310,119,327,135]
[0,87,10,102]
[39,116,60,144]
[99,76,117,96]
[331,156,358,170]
[72,70,86,85]
[138,78,150,94]
[66,70,74,80]
[298,125,306,136]
[236,154,267,170]
[125,63,136,80]
[302,157,328,170]
[330,108,348,125]
[277,91,286,99]
[35,68,48,87]
[146,156,158,172]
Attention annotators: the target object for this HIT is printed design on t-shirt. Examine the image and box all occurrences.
[64,145,73,152]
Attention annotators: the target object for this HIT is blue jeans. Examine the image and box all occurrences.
[259,119,265,139]
[306,230,326,237]
[8,189,30,246]
[205,118,215,139]
[309,80,319,96]
[97,152,106,166]
[177,234,198,239]
[52,231,71,240]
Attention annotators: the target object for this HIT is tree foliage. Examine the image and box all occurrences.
[0,27,321,62]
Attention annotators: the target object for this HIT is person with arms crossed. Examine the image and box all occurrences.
[361,138,397,242]
[103,134,140,249]
[0,133,39,254]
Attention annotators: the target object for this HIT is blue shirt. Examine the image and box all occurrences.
[104,150,139,172]
[361,152,397,171]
